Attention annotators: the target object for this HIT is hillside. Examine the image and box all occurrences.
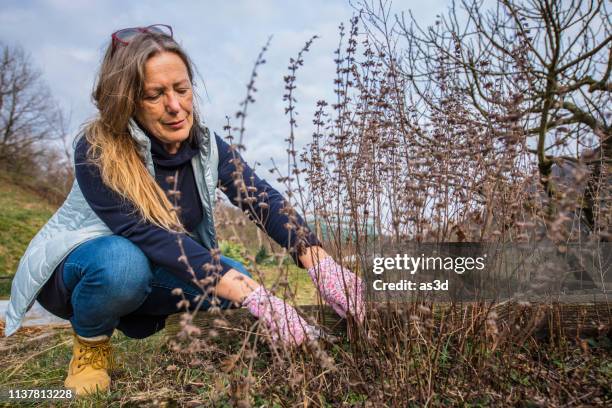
[0,179,316,301]
[0,174,57,298]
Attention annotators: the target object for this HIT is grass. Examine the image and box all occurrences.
[259,263,318,306]
[0,173,56,298]
[0,326,184,407]
[0,319,610,406]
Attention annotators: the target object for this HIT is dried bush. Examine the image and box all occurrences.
[167,2,610,405]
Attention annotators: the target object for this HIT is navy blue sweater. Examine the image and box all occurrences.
[36,124,320,337]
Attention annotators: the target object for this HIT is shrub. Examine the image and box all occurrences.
[219,240,248,264]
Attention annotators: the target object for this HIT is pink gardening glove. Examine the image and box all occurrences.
[242,286,320,346]
[307,257,365,323]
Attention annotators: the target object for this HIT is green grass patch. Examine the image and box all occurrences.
[0,174,57,298]
[257,264,317,306]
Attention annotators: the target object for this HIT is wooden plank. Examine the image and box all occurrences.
[164,295,611,343]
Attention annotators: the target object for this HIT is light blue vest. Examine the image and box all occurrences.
[4,119,219,336]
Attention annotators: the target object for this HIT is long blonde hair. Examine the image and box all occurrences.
[84,32,200,232]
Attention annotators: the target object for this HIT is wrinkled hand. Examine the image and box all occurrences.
[242,286,320,346]
[307,257,365,323]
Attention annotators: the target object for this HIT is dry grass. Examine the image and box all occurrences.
[0,316,610,406]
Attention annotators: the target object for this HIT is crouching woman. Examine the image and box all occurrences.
[4,25,365,397]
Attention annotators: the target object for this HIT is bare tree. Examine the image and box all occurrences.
[357,0,611,240]
[0,42,62,170]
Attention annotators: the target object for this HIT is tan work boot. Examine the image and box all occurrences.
[64,332,114,396]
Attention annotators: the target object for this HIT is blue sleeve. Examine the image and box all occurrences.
[74,137,232,289]
[215,134,321,267]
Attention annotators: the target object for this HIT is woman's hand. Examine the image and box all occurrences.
[214,269,259,304]
[242,286,320,346]
[302,248,366,323]
[216,268,321,346]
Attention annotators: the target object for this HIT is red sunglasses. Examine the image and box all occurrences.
[111,24,173,52]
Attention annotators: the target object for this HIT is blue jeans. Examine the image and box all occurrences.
[61,235,251,337]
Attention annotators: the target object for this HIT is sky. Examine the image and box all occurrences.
[0,0,448,192]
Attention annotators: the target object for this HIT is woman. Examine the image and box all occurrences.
[5,25,364,396]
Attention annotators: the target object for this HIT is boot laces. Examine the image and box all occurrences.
[79,342,115,370]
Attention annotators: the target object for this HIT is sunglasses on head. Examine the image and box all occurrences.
[111,24,173,53]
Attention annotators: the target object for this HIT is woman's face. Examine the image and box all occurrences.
[134,51,194,154]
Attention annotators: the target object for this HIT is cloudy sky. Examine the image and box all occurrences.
[0,0,447,190]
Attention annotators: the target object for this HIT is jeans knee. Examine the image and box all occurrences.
[89,236,153,302]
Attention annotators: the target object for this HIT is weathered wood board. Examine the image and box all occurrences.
[164,294,611,343]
